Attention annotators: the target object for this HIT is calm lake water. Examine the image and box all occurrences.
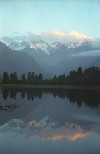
[0,87,100,154]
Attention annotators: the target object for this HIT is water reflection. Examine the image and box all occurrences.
[0,87,100,154]
[1,87,100,108]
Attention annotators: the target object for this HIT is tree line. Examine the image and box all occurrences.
[0,66,100,86]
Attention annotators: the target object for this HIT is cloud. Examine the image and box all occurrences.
[1,30,100,48]
[66,31,88,39]
[26,122,94,142]
[91,38,100,48]
[42,30,88,39]
[40,30,90,43]
[41,131,90,142]
[42,30,65,36]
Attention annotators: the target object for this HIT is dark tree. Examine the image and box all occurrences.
[10,72,18,84]
[2,72,9,84]
[52,75,57,85]
[31,72,35,84]
[21,73,26,84]
[27,72,31,84]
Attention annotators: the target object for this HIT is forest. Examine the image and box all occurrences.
[0,66,100,86]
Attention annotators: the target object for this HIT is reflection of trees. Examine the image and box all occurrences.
[0,87,43,101]
[66,90,100,108]
[26,89,42,100]
[49,89,100,108]
[21,90,26,99]
[9,89,17,99]
[0,87,100,108]
[1,87,9,100]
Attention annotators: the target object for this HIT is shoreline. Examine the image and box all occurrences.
[0,84,100,90]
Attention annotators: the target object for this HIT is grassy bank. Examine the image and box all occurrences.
[0,84,100,90]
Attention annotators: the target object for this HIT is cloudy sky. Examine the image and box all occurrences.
[0,0,100,38]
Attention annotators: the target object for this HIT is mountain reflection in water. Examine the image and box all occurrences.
[0,87,100,154]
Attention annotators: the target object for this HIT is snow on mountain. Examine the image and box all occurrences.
[7,39,82,56]
[29,40,51,55]
[1,31,100,52]
[0,41,45,75]
[0,31,100,77]
[0,30,91,53]
[8,41,29,51]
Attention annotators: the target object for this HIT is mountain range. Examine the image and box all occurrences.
[0,31,100,77]
[0,41,45,75]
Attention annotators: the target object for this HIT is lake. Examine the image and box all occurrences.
[0,87,100,154]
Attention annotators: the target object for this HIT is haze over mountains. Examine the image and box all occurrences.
[0,41,44,75]
[0,31,100,77]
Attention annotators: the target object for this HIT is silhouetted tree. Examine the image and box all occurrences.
[10,72,18,84]
[37,73,43,84]
[21,73,26,84]
[31,72,35,84]
[52,75,57,85]
[1,66,100,86]
[2,72,9,84]
[27,72,31,84]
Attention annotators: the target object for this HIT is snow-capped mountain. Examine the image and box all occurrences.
[0,41,45,75]
[29,40,51,55]
[8,41,29,51]
[7,39,82,55]
[1,31,100,58]
[0,31,100,77]
[1,30,100,52]
[1,31,91,53]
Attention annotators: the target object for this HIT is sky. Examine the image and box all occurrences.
[0,0,100,38]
